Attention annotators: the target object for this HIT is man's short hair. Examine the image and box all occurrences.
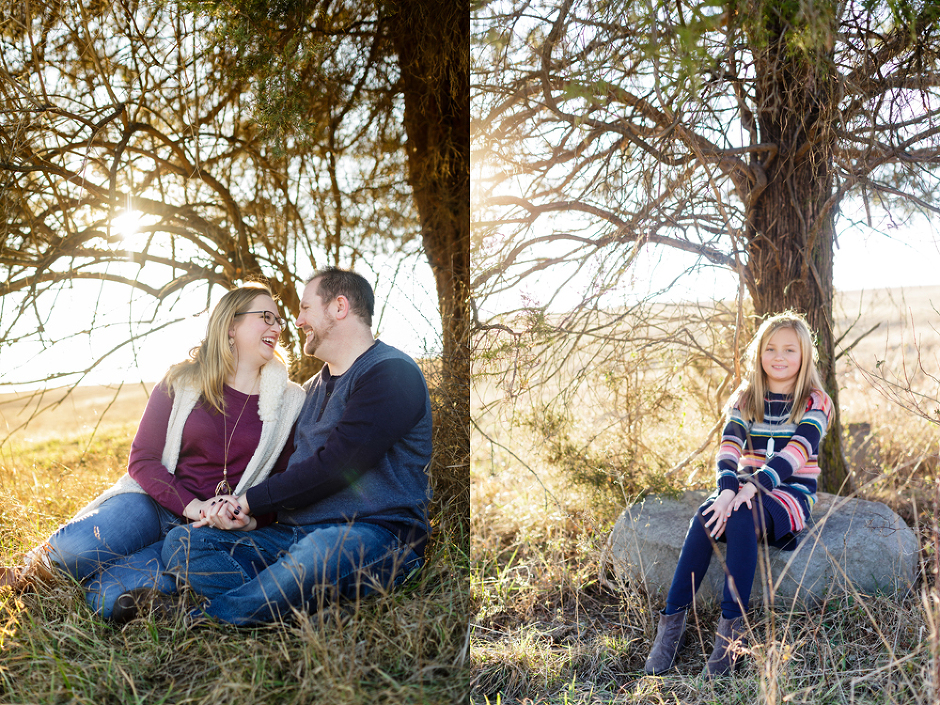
[308,267,375,326]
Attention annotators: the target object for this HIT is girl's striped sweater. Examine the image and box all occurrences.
[716,388,834,537]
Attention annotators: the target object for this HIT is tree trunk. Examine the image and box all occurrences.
[388,0,470,535]
[747,18,850,495]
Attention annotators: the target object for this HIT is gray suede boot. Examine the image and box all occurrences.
[704,616,746,677]
[644,609,687,675]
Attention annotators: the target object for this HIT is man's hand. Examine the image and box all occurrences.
[702,489,736,539]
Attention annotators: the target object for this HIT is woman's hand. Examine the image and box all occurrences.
[732,482,759,512]
[183,498,219,523]
[188,495,255,531]
[702,489,736,539]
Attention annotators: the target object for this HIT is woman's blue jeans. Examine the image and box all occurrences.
[46,493,181,618]
[664,498,770,619]
[162,522,424,626]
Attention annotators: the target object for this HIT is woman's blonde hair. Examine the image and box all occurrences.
[165,283,285,413]
[733,311,824,423]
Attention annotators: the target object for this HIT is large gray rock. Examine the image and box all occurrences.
[607,490,919,610]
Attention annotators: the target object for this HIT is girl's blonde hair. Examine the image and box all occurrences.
[165,283,286,413]
[733,311,824,423]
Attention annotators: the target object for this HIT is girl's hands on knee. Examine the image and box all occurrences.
[732,482,759,512]
[702,489,736,539]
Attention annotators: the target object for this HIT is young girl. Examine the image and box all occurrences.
[644,311,834,677]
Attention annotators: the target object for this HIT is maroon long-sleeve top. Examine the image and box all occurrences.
[128,380,292,518]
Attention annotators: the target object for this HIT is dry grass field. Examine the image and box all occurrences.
[471,287,940,704]
[0,383,469,704]
[0,382,152,441]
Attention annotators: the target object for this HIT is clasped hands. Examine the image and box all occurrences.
[701,482,759,540]
[183,495,255,531]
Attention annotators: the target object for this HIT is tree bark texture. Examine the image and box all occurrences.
[746,16,850,494]
[388,0,470,531]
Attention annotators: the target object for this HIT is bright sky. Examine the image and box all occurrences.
[630,221,940,302]
[0,254,440,391]
[3,203,936,392]
[480,206,940,316]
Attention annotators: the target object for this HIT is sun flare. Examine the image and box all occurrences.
[111,210,143,240]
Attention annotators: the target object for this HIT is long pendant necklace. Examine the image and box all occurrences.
[217,389,254,496]
[765,395,793,461]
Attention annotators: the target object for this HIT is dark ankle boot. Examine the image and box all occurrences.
[112,588,178,624]
[704,616,746,677]
[644,609,687,675]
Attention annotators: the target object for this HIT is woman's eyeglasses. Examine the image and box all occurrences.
[234,310,287,328]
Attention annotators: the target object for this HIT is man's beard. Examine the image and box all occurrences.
[303,318,335,357]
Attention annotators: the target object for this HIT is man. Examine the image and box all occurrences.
[156,268,433,625]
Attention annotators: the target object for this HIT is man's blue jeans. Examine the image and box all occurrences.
[46,492,181,618]
[161,522,424,625]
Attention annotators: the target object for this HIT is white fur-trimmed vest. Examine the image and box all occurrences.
[73,357,304,520]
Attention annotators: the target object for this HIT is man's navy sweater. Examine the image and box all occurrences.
[245,340,433,554]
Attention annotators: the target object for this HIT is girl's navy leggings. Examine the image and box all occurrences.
[664,498,772,619]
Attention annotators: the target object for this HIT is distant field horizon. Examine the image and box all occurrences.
[0,381,154,444]
[2,284,936,445]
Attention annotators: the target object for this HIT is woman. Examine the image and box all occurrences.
[0,283,305,619]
